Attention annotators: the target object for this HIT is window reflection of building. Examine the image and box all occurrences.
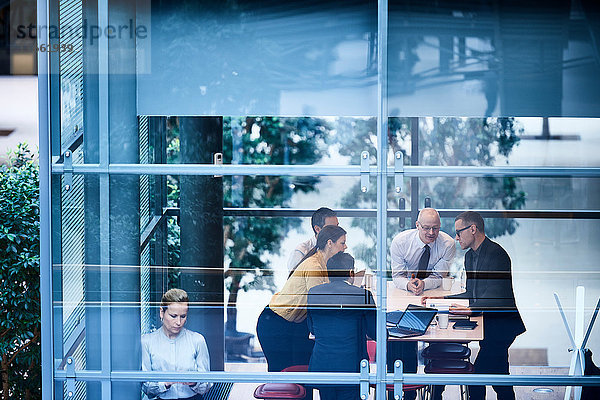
[0,0,37,75]
[38,1,600,399]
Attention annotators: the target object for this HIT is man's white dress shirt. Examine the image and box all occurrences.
[286,235,317,272]
[390,229,455,291]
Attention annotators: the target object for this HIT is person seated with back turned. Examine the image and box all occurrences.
[388,208,455,400]
[307,252,376,400]
[423,211,526,400]
[287,207,339,273]
[141,288,212,400]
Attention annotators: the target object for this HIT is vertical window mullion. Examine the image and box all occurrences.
[376,0,389,398]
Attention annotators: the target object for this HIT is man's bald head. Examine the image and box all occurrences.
[416,208,441,244]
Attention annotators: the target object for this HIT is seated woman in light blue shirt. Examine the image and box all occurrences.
[142,288,212,400]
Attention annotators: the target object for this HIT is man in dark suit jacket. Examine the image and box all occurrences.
[307,253,376,400]
[448,211,526,400]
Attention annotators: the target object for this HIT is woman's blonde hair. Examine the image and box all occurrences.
[161,288,189,310]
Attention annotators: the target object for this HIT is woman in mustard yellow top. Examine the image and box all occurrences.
[256,225,347,371]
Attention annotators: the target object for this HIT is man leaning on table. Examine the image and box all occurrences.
[388,208,455,400]
[424,211,526,400]
[391,208,455,295]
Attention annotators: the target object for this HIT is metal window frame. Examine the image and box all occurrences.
[51,369,600,386]
[39,0,53,397]
[50,163,600,177]
[38,0,600,399]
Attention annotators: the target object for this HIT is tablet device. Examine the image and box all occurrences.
[453,320,478,330]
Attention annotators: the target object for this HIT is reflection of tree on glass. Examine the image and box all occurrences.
[164,116,332,341]
[337,117,526,267]
[418,117,525,235]
[222,117,332,335]
[141,289,212,400]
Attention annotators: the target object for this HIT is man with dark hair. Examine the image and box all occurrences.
[427,210,525,400]
[307,253,376,400]
[287,207,339,272]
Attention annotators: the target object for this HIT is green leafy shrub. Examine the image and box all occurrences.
[0,143,40,400]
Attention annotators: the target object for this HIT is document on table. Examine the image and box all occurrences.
[425,298,469,309]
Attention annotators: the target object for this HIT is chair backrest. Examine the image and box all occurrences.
[281,365,309,372]
[367,340,376,363]
[254,383,306,400]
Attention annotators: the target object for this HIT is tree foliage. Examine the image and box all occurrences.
[0,144,40,400]
[164,115,525,332]
[338,117,526,269]
[221,117,330,332]
[165,117,331,333]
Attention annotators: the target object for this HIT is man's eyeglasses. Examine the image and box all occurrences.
[455,225,473,237]
[419,225,440,232]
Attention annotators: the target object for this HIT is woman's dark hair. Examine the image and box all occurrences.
[289,225,347,276]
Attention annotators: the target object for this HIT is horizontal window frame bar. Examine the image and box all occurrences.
[217,207,600,219]
[53,370,600,386]
[141,207,599,249]
[51,163,600,178]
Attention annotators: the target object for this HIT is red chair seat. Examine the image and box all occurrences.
[424,359,475,374]
[281,365,309,372]
[254,383,306,399]
[386,384,427,391]
[367,340,377,363]
[370,383,427,392]
[422,343,471,360]
[254,365,309,400]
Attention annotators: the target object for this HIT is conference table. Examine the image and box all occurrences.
[384,280,484,342]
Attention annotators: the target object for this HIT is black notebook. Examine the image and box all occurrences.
[452,320,478,330]
[387,304,437,338]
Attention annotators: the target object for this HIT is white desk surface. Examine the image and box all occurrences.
[383,280,483,342]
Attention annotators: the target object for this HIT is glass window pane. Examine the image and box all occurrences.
[137,1,377,116]
[485,218,600,367]
[387,2,600,117]
[415,117,600,168]
[54,171,384,391]
[418,176,600,211]
[384,214,600,397]
[45,0,600,396]
[140,116,380,166]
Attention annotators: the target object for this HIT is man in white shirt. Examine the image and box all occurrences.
[387,208,455,400]
[287,207,338,272]
[390,208,455,295]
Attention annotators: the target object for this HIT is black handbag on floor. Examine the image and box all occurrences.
[582,350,600,400]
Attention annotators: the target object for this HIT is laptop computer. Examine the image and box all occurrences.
[387,304,437,338]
